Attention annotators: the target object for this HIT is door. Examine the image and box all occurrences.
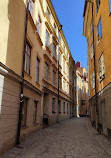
[101,100,107,135]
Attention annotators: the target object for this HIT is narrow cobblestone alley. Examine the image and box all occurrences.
[1,118,111,158]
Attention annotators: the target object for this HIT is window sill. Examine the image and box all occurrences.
[53,56,57,63]
[36,81,40,86]
[36,31,43,47]
[97,37,102,46]
[45,46,51,54]
[24,72,32,78]
[100,75,105,83]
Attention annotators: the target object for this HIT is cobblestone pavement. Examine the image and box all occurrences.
[1,118,111,158]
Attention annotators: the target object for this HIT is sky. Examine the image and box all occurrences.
[51,0,88,69]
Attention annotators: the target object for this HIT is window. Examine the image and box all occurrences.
[47,8,50,19]
[97,17,102,42]
[63,102,65,113]
[45,62,49,79]
[25,42,31,75]
[78,85,79,91]
[96,0,101,13]
[29,0,33,16]
[78,76,79,81]
[63,59,65,72]
[36,58,39,83]
[99,53,105,81]
[92,71,95,89]
[59,100,61,113]
[46,30,49,47]
[91,42,94,59]
[53,43,56,57]
[91,19,93,33]
[33,101,38,124]
[37,15,41,36]
[52,98,55,113]
[54,23,56,32]
[53,70,56,85]
[109,0,111,13]
[59,34,61,43]
[21,98,27,127]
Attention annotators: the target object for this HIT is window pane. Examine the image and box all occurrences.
[25,43,31,74]
[29,0,33,16]
[46,31,49,46]
[100,17,102,38]
[110,0,111,13]
[53,43,56,57]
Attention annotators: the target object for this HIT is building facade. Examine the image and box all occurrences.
[83,0,111,136]
[0,0,76,155]
[75,62,89,117]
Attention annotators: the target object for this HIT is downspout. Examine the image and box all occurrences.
[16,0,29,145]
[92,2,99,130]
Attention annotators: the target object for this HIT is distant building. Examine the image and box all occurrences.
[83,0,111,136]
[76,62,89,117]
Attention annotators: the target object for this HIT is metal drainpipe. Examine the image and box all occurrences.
[16,0,29,145]
[91,2,99,130]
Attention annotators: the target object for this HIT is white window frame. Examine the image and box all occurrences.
[25,42,31,75]
[46,30,49,47]
[92,71,95,89]
[37,15,41,36]
[29,0,33,16]
[99,53,105,82]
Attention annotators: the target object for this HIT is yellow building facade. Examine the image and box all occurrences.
[83,0,111,136]
[0,0,76,155]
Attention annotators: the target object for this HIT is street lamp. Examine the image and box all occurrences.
[57,25,63,123]
[86,0,99,130]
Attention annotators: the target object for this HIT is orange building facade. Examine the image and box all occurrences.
[83,0,111,136]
